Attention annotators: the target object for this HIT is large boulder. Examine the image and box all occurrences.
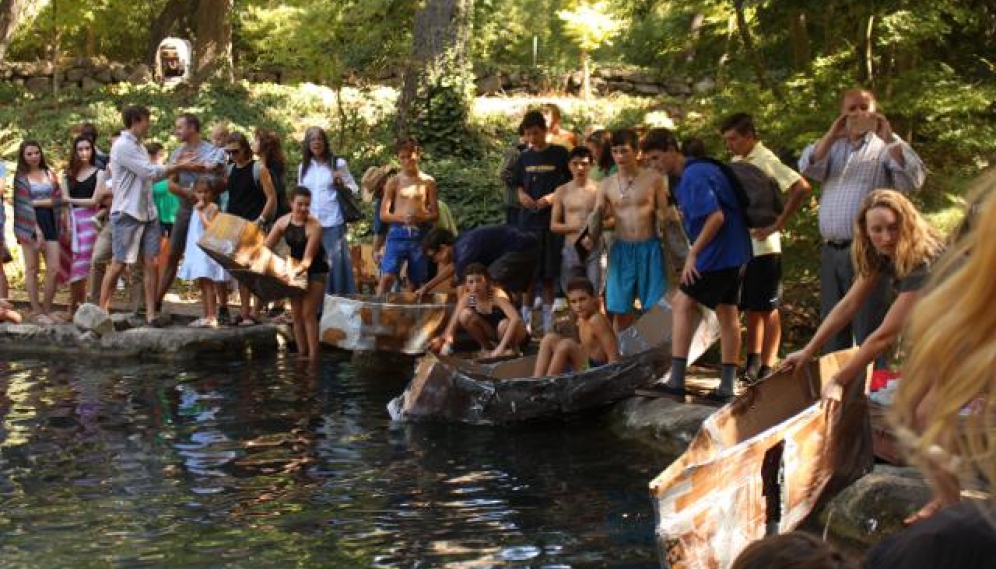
[608,396,715,456]
[81,76,103,92]
[65,67,87,83]
[128,64,152,84]
[73,303,113,336]
[476,74,503,95]
[819,465,931,547]
[24,76,51,94]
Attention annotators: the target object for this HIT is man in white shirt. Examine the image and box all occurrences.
[99,105,201,326]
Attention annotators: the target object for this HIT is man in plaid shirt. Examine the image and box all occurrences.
[799,88,926,353]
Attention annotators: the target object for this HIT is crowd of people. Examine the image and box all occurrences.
[0,90,992,565]
[0,106,359,351]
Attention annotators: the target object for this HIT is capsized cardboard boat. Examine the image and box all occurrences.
[388,300,722,424]
[198,213,306,302]
[649,348,873,569]
[320,292,454,355]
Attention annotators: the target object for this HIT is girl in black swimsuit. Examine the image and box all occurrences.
[430,263,529,358]
[264,186,328,362]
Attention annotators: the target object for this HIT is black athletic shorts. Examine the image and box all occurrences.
[489,248,539,294]
[740,253,782,311]
[520,226,563,281]
[680,265,744,310]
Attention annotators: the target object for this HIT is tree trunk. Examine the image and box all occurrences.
[733,0,782,101]
[682,11,705,69]
[145,0,197,65]
[395,0,474,150]
[789,10,810,70]
[0,0,46,65]
[50,0,58,96]
[193,0,233,84]
[581,49,590,101]
[861,14,875,86]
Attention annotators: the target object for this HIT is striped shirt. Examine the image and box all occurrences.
[799,133,925,240]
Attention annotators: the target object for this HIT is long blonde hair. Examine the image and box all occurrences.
[893,172,996,509]
[851,189,944,279]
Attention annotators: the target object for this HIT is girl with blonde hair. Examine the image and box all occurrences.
[782,189,944,400]
[864,172,996,567]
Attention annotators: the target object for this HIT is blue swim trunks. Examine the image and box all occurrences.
[606,237,666,315]
[380,224,429,286]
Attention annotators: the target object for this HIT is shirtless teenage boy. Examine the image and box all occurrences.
[533,277,619,376]
[377,138,439,294]
[550,145,602,293]
[597,128,670,330]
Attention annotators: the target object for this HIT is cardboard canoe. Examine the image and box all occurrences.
[387,300,722,424]
[319,292,454,355]
[198,213,306,302]
[649,348,873,569]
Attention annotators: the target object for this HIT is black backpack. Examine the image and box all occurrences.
[702,158,784,228]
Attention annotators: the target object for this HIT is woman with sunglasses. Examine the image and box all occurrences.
[223,132,276,326]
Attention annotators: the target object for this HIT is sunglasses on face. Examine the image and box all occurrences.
[225,148,240,156]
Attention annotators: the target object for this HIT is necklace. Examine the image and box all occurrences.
[617,172,636,200]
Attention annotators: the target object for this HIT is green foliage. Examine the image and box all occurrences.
[557,1,622,54]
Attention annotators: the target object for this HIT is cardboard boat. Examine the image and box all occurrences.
[319,292,454,355]
[649,348,873,569]
[387,301,721,425]
[197,213,306,302]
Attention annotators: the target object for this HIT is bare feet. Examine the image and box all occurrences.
[904,498,944,526]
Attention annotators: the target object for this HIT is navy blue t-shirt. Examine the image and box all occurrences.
[512,144,571,229]
[676,159,752,272]
[454,225,538,278]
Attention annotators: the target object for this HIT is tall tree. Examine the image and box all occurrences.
[558,0,621,101]
[145,0,196,64]
[0,0,45,64]
[395,0,475,155]
[193,0,232,83]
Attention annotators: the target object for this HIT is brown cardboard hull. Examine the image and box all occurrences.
[198,213,306,302]
[388,302,723,425]
[319,293,454,355]
[649,349,873,569]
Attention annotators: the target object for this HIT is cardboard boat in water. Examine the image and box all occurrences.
[649,348,873,569]
[388,301,721,425]
[319,292,454,355]
[198,213,306,302]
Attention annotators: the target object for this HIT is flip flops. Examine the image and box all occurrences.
[189,317,219,329]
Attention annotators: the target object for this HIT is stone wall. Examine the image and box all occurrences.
[474,65,716,98]
[2,58,708,99]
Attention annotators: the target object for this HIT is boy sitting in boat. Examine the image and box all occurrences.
[533,277,619,376]
[377,138,438,294]
[429,263,528,358]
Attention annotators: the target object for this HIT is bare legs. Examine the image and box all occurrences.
[533,332,585,376]
[101,257,159,324]
[21,241,60,318]
[745,308,782,371]
[198,278,217,320]
[291,279,325,361]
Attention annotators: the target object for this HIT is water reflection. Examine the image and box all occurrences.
[0,353,667,568]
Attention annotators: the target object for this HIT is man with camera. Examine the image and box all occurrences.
[799,88,926,353]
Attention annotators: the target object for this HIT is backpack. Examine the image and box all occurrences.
[702,158,784,228]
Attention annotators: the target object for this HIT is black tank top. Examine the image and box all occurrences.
[69,169,99,200]
[285,221,329,276]
[226,161,266,220]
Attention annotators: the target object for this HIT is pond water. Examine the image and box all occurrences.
[0,352,670,568]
